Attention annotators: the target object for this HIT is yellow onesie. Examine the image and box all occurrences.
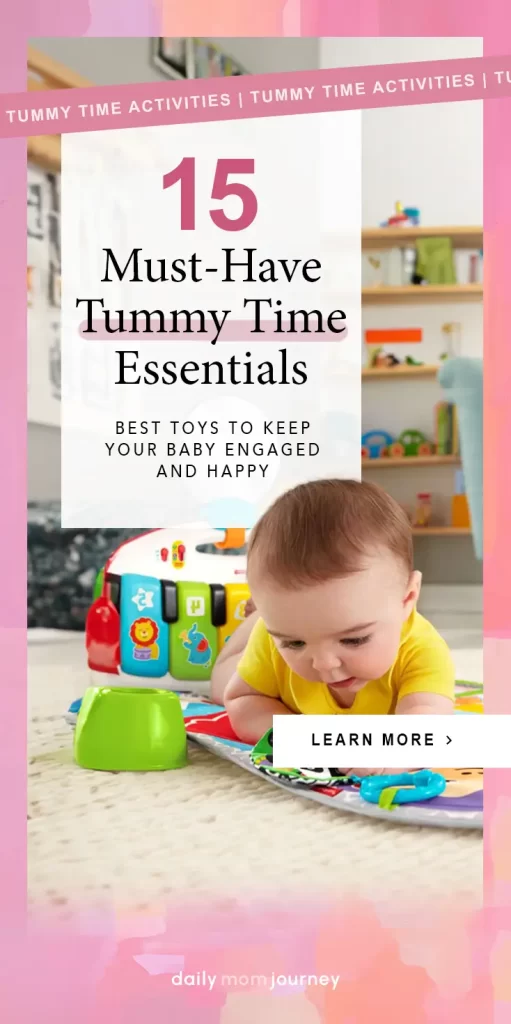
[237,608,455,715]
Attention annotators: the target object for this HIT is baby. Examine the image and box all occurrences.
[211,478,454,773]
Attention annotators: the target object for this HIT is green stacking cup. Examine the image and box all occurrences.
[74,686,188,771]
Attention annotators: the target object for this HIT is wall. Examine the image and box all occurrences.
[27,37,320,501]
[320,37,482,225]
[321,36,483,360]
[320,37,483,584]
[30,37,320,84]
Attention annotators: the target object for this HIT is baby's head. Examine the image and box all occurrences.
[247,479,420,697]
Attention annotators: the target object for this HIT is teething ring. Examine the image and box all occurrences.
[355,770,446,807]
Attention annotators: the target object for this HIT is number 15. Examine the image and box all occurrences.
[163,157,258,232]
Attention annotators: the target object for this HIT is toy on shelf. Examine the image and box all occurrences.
[435,401,459,456]
[452,469,471,529]
[367,255,384,287]
[440,322,462,361]
[412,492,433,528]
[361,430,395,459]
[416,238,456,285]
[365,329,423,370]
[380,201,421,228]
[362,429,434,460]
[365,353,426,371]
[367,347,401,369]
[389,429,433,458]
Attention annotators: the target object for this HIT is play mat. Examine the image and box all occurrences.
[181,681,483,830]
[67,680,483,830]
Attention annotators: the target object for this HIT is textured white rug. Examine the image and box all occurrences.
[28,635,483,914]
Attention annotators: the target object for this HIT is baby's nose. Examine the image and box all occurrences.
[312,650,342,673]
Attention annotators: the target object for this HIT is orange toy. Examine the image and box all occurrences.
[215,528,246,550]
[452,494,471,528]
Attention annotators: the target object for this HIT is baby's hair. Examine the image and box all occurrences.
[248,478,413,587]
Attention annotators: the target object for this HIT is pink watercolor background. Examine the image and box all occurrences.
[2,0,510,1019]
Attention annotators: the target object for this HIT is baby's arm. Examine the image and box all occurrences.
[345,666,454,777]
[210,610,258,705]
[224,673,294,745]
[396,692,453,715]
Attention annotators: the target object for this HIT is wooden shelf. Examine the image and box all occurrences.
[412,527,471,536]
[27,47,93,173]
[363,284,482,304]
[363,455,460,468]
[362,364,439,380]
[28,45,92,90]
[362,226,483,250]
[27,134,61,173]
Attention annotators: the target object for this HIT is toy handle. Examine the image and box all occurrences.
[215,528,247,550]
[167,527,248,549]
[187,527,248,549]
[362,431,393,444]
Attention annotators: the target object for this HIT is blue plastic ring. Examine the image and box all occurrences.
[355,770,446,805]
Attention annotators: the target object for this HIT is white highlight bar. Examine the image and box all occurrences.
[272,714,500,769]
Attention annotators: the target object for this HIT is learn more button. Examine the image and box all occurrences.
[272,714,507,770]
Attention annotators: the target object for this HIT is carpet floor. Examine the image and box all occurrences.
[28,634,483,915]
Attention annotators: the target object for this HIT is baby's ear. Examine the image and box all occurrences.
[404,570,421,611]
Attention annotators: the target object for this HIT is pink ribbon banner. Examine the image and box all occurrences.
[3,55,511,137]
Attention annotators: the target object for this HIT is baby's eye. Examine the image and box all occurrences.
[281,639,306,650]
[341,635,371,647]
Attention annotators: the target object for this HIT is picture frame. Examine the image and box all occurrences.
[151,37,193,80]
[191,38,245,78]
[27,181,43,240]
[27,163,62,426]
[151,38,246,81]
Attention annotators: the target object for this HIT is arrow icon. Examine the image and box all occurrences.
[446,736,452,745]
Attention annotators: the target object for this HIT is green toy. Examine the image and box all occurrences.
[74,686,187,771]
[392,429,433,458]
[250,729,351,787]
[415,237,456,285]
[93,567,105,601]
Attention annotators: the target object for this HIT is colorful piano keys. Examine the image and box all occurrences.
[120,573,170,678]
[90,576,251,683]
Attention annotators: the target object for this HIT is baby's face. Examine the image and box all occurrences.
[250,551,420,699]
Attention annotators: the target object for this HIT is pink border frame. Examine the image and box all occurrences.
[3,2,511,1017]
